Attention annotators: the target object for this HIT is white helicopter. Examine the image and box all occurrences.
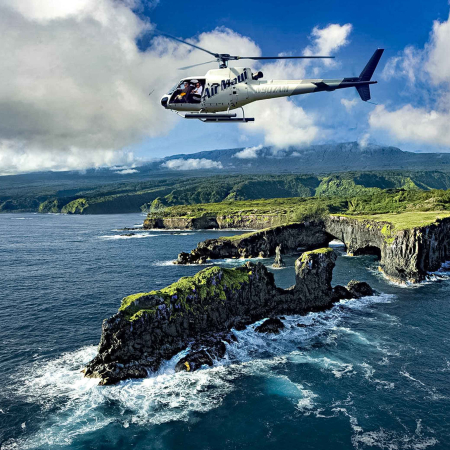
[159,34,384,123]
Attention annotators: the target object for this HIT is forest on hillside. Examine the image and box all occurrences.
[3,170,450,214]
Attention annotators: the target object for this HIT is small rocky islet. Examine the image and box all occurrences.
[85,211,450,385]
[84,246,373,385]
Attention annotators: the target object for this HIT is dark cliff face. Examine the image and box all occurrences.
[173,215,450,284]
[85,248,351,385]
[174,222,331,264]
[325,216,450,283]
[144,214,283,230]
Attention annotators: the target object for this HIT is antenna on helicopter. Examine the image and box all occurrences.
[157,32,334,70]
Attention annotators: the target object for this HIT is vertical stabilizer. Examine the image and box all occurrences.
[359,49,384,81]
[356,49,384,101]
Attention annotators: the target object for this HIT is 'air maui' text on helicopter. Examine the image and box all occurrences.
[159,34,384,123]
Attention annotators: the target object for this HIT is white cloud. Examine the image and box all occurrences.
[245,99,319,148]
[381,46,422,83]
[305,23,352,70]
[161,158,223,170]
[341,98,358,111]
[1,0,94,21]
[358,133,370,148]
[233,145,263,159]
[114,168,139,174]
[308,24,352,55]
[0,139,136,176]
[370,105,450,146]
[260,23,352,81]
[370,12,450,148]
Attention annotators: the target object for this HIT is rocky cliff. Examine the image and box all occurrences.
[143,214,283,230]
[325,215,450,283]
[84,248,369,385]
[172,215,450,283]
[174,222,330,264]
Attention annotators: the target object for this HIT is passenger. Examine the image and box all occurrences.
[192,81,203,96]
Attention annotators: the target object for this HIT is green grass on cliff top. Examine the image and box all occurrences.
[219,211,450,244]
[150,197,311,218]
[340,211,450,231]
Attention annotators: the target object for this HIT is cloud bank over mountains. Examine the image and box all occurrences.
[233,145,263,159]
[161,158,223,170]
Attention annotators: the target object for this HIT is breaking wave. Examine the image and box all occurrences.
[98,233,159,240]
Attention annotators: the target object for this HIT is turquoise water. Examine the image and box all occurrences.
[1,213,449,449]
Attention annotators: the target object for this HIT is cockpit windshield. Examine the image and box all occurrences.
[167,81,182,95]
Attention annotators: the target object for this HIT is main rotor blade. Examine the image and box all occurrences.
[238,56,334,60]
[178,60,218,70]
[161,33,218,58]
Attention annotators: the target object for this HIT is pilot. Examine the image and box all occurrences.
[175,81,192,103]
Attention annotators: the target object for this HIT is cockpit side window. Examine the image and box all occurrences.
[169,79,205,104]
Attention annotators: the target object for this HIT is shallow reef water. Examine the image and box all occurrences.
[1,213,450,449]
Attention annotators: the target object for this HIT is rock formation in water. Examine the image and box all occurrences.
[173,215,450,283]
[174,222,329,265]
[272,244,286,268]
[325,216,450,283]
[84,248,370,385]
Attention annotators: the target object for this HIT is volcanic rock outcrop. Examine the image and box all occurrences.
[84,248,369,385]
[144,214,282,230]
[174,222,329,265]
[272,245,286,268]
[173,215,450,283]
[325,216,450,283]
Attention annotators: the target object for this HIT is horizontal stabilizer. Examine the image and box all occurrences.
[356,84,371,101]
[312,81,335,91]
[359,49,384,81]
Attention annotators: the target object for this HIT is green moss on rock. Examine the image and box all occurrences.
[38,199,60,213]
[297,247,333,269]
[61,198,89,214]
[119,265,251,321]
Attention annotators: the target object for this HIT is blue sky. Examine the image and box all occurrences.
[1,0,450,174]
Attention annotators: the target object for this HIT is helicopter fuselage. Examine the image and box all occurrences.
[160,66,376,114]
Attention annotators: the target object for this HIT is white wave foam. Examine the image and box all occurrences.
[329,239,345,247]
[338,293,395,310]
[296,387,318,413]
[360,363,394,390]
[352,425,438,450]
[99,233,158,240]
[400,370,447,400]
[152,260,177,266]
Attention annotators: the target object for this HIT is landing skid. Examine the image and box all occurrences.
[178,108,254,123]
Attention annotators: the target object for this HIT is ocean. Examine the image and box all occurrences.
[1,213,449,449]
